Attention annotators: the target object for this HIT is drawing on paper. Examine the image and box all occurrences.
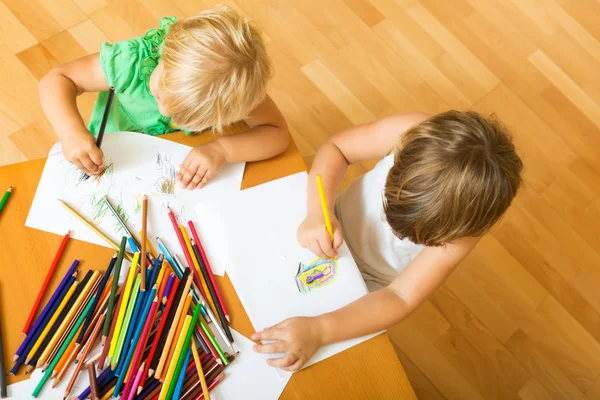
[155,152,177,195]
[77,162,114,186]
[133,195,143,214]
[89,194,129,233]
[295,258,337,293]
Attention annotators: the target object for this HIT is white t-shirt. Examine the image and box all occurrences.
[336,153,424,291]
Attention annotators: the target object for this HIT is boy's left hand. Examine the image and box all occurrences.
[177,141,227,189]
[251,317,323,372]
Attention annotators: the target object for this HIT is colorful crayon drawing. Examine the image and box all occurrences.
[295,258,338,293]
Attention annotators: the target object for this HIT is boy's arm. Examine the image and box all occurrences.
[252,235,479,371]
[299,112,430,259]
[176,95,290,189]
[40,53,109,174]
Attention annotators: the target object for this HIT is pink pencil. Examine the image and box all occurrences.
[121,295,158,399]
[188,221,230,322]
[22,231,70,334]
[127,362,145,400]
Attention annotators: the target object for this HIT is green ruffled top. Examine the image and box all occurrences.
[88,17,187,136]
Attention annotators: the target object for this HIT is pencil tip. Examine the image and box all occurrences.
[8,186,12,191]
[12,355,18,362]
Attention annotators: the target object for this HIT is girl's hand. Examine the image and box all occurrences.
[252,317,324,372]
[177,141,227,190]
[297,212,343,259]
[62,128,104,175]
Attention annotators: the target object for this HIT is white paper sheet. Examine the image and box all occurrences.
[26,132,245,275]
[195,172,376,370]
[212,328,290,400]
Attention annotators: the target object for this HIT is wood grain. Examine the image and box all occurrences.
[1,0,600,398]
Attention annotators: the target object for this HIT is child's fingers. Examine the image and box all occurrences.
[72,159,88,175]
[267,354,298,369]
[197,171,214,189]
[88,146,104,169]
[80,154,100,174]
[179,164,199,187]
[253,342,286,354]
[177,156,193,181]
[333,227,344,250]
[309,239,329,260]
[187,165,208,189]
[318,231,337,259]
[252,328,284,341]
[282,359,304,372]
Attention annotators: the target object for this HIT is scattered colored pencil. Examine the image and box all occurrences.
[88,363,99,400]
[0,186,12,216]
[103,236,127,343]
[111,275,141,370]
[191,338,211,400]
[22,230,71,335]
[167,304,200,399]
[156,238,183,278]
[188,220,230,322]
[141,195,148,291]
[59,200,133,261]
[159,315,191,400]
[180,225,211,301]
[172,347,191,400]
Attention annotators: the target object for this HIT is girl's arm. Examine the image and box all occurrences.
[252,235,480,371]
[176,95,290,189]
[298,112,430,259]
[40,53,109,175]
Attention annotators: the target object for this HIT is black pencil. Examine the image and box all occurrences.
[95,87,115,148]
[191,240,233,342]
[0,288,7,398]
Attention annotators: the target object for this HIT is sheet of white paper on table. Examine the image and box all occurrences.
[26,132,245,274]
[195,172,377,370]
[213,328,290,400]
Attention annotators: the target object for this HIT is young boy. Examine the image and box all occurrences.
[39,6,289,189]
[252,111,523,371]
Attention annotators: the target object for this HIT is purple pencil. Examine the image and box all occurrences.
[13,260,79,361]
[162,274,175,305]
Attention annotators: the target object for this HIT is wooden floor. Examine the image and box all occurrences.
[1,0,600,398]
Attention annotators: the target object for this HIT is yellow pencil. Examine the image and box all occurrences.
[59,199,133,261]
[108,252,140,360]
[38,271,100,367]
[191,339,210,400]
[154,277,192,379]
[158,315,191,400]
[162,292,193,381]
[179,226,219,319]
[316,175,334,241]
[25,280,78,363]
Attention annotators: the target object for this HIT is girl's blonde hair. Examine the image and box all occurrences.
[384,111,523,247]
[160,6,272,133]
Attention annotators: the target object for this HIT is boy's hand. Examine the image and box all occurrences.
[62,128,104,175]
[297,212,343,259]
[252,317,323,372]
[177,141,227,190]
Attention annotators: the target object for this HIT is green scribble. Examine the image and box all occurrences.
[90,194,129,233]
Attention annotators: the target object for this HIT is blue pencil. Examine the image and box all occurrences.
[156,238,183,278]
[172,347,191,400]
[127,235,139,253]
[13,260,78,362]
[113,286,157,395]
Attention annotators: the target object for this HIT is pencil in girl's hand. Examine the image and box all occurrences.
[95,87,114,149]
[316,174,334,241]
[22,230,70,335]
[141,195,148,291]
[0,186,12,216]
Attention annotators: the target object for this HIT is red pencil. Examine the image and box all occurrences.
[166,208,205,299]
[22,230,70,334]
[188,221,230,322]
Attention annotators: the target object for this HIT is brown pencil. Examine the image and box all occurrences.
[88,363,99,400]
[141,194,148,291]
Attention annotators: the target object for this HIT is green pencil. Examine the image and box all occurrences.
[167,303,200,400]
[198,307,229,365]
[103,236,127,342]
[111,275,141,369]
[0,187,12,215]
[32,298,94,397]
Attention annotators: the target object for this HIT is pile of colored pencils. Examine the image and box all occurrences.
[12,195,233,400]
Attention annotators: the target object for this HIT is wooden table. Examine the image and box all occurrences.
[0,131,416,400]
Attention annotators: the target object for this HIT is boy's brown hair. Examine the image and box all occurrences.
[384,111,523,246]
